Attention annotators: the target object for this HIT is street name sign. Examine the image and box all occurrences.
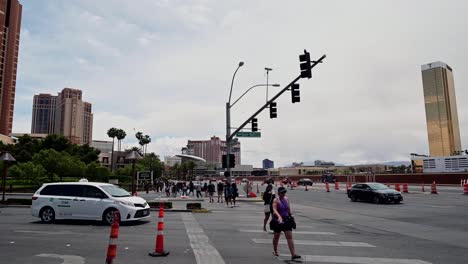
[236,131,261,137]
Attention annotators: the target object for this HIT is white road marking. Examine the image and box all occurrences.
[253,239,375,247]
[277,254,432,264]
[15,230,76,235]
[239,229,336,235]
[36,254,85,264]
[181,213,225,264]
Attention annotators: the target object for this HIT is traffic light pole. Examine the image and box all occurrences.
[226,102,232,184]
[227,54,326,142]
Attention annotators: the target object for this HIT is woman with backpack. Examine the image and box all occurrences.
[224,182,233,207]
[262,184,275,232]
[231,182,239,207]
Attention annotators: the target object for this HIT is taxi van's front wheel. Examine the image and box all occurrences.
[103,209,120,225]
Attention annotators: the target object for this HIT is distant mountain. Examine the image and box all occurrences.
[380,161,411,166]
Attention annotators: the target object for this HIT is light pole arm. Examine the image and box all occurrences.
[228,65,241,104]
[231,84,269,108]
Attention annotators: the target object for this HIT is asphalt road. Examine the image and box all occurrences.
[0,184,467,263]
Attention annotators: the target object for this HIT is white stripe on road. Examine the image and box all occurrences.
[253,239,375,247]
[181,213,225,264]
[277,254,432,264]
[16,230,76,235]
[36,254,85,264]
[239,229,336,235]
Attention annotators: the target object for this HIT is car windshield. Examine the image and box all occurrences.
[368,183,388,190]
[100,185,131,197]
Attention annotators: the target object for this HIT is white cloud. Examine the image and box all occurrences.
[12,0,468,167]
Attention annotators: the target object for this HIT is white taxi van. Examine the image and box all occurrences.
[31,181,150,225]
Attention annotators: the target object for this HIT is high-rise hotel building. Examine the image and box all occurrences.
[31,88,93,145]
[187,136,241,166]
[0,0,22,135]
[421,61,462,157]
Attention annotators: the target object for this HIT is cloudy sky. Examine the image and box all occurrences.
[13,0,468,167]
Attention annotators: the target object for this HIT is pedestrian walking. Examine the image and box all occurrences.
[189,181,195,196]
[263,184,275,232]
[196,183,203,198]
[182,182,188,196]
[165,183,170,197]
[224,182,233,207]
[171,183,177,197]
[208,181,216,203]
[231,182,239,207]
[217,181,224,203]
[271,187,300,260]
[203,182,208,197]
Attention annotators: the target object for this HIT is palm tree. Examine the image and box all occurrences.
[186,161,196,181]
[142,135,151,156]
[107,127,118,172]
[116,129,126,152]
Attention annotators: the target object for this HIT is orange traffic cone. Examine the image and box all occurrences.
[334,181,339,190]
[395,183,401,192]
[105,211,120,264]
[402,183,409,193]
[149,204,169,257]
[431,181,438,194]
[325,182,330,192]
[346,182,351,191]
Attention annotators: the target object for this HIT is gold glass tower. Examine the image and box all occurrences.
[421,61,462,156]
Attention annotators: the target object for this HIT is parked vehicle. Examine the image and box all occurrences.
[241,178,249,183]
[281,177,290,184]
[31,182,150,225]
[297,178,313,186]
[347,182,403,204]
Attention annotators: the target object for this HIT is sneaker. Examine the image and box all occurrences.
[291,255,301,260]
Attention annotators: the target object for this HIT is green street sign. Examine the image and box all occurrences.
[236,131,261,137]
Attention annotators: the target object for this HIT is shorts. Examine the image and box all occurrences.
[264,205,271,213]
[270,219,293,233]
[209,192,214,197]
[217,191,223,196]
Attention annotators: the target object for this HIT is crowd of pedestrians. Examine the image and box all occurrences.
[147,179,239,207]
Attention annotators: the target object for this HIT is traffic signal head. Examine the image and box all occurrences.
[291,84,300,103]
[269,102,277,119]
[251,118,258,132]
[299,50,312,79]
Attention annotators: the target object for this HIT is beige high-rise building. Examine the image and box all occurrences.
[421,61,461,156]
[54,88,93,145]
[31,88,93,145]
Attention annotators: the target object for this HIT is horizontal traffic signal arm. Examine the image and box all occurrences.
[228,53,326,141]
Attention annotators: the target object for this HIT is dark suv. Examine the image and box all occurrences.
[347,182,403,204]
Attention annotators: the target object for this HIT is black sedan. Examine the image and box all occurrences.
[347,183,403,204]
[297,178,313,186]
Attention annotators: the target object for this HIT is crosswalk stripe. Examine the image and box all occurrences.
[239,229,336,235]
[277,254,432,264]
[252,239,375,247]
[181,213,225,264]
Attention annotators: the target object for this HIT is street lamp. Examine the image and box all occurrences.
[226,61,244,184]
[125,150,142,195]
[1,151,15,202]
[226,78,281,184]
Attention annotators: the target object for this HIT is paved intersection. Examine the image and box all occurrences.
[0,185,467,263]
